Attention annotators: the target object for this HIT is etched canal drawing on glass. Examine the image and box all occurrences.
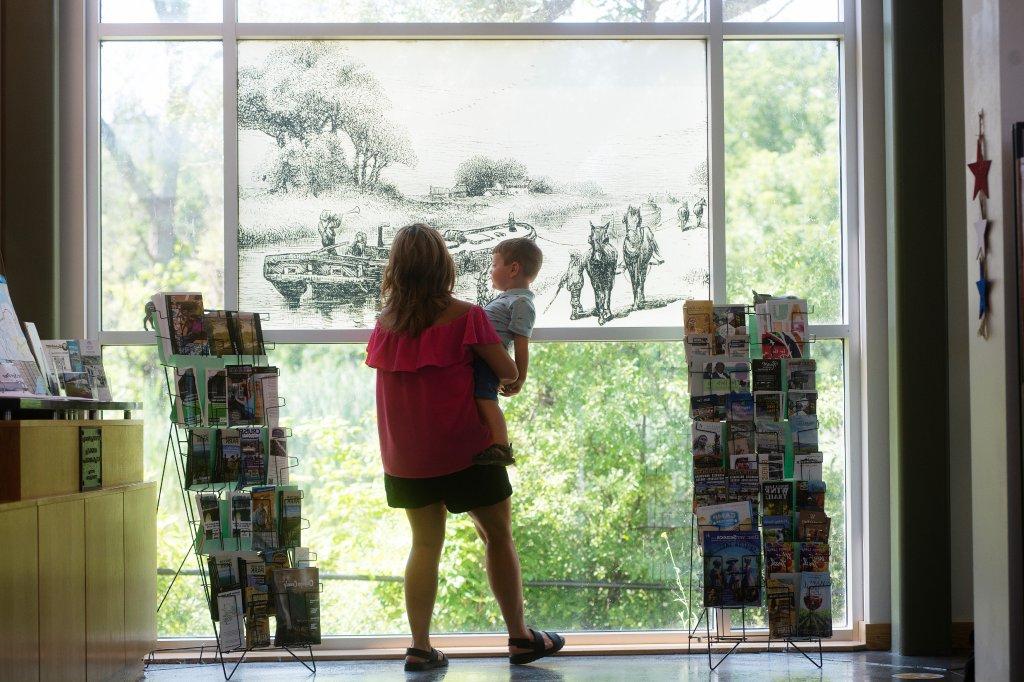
[238,40,710,330]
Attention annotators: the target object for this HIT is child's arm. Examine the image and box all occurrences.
[500,334,529,396]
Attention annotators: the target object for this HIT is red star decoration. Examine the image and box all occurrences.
[968,137,991,200]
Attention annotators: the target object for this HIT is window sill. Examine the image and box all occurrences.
[147,639,867,664]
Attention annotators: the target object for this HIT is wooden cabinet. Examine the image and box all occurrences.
[0,420,144,502]
[0,417,153,682]
[38,499,86,682]
[0,506,40,682]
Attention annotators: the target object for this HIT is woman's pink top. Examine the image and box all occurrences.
[365,305,501,479]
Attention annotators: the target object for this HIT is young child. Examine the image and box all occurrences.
[473,237,543,466]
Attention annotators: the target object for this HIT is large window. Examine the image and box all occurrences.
[92,0,859,644]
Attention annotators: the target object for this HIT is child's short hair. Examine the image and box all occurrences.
[494,237,543,279]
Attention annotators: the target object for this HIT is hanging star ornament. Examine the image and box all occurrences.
[974,218,989,259]
[976,261,991,338]
[968,119,991,200]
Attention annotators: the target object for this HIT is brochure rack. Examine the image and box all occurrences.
[147,307,317,680]
[683,299,826,671]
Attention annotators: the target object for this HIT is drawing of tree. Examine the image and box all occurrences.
[238,43,416,196]
[455,155,530,196]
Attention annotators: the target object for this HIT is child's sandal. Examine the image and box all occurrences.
[473,443,516,466]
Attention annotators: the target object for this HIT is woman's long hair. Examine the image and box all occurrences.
[379,223,456,336]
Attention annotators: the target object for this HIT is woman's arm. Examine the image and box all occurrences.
[473,342,518,384]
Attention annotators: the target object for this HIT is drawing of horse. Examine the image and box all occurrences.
[586,221,617,324]
[621,205,664,310]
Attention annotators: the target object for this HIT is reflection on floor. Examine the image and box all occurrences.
[145,651,967,680]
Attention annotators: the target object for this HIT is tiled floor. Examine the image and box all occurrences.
[146,651,967,680]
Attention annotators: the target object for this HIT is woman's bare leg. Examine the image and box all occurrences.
[404,502,447,663]
[468,498,553,653]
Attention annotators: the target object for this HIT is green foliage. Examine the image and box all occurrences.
[724,41,843,324]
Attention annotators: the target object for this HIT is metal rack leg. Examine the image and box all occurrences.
[784,638,823,669]
[283,644,318,674]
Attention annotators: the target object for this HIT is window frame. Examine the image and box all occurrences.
[84,0,865,646]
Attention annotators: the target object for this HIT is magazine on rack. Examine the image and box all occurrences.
[726,470,760,522]
[764,540,795,574]
[762,514,794,544]
[206,368,228,427]
[752,359,782,392]
[794,453,824,482]
[268,428,290,486]
[685,333,715,362]
[204,310,236,357]
[727,420,755,456]
[787,390,817,419]
[702,530,761,608]
[786,359,817,390]
[761,481,794,518]
[767,576,798,638]
[692,421,725,468]
[726,334,750,359]
[757,453,785,483]
[693,467,727,509]
[797,573,833,637]
[251,486,279,551]
[230,312,266,357]
[760,297,808,359]
[217,429,242,484]
[272,567,321,645]
[797,511,831,542]
[694,501,753,542]
[755,421,788,454]
[165,292,209,356]
[683,300,714,334]
[226,365,257,426]
[796,480,826,512]
[230,491,253,543]
[185,428,214,487]
[754,391,784,422]
[196,492,221,552]
[174,367,202,426]
[239,427,267,487]
[690,394,722,421]
[279,488,302,548]
[713,305,747,337]
[799,541,830,572]
[217,588,246,651]
[727,392,754,421]
[240,557,271,648]
[252,366,280,427]
[790,415,819,455]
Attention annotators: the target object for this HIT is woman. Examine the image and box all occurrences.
[365,224,564,672]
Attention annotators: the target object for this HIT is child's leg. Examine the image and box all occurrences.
[476,397,509,445]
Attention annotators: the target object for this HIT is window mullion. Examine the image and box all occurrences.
[224,0,239,312]
[709,0,726,305]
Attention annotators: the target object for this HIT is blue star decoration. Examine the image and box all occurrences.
[976,267,989,318]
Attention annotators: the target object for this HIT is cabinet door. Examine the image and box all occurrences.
[85,494,125,682]
[123,486,156,674]
[0,506,39,681]
[39,498,87,681]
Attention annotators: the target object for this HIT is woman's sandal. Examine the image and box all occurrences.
[508,627,565,665]
[404,647,449,672]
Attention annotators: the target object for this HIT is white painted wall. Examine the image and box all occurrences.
[960,0,1024,678]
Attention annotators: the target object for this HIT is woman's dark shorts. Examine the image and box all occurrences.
[385,464,512,514]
